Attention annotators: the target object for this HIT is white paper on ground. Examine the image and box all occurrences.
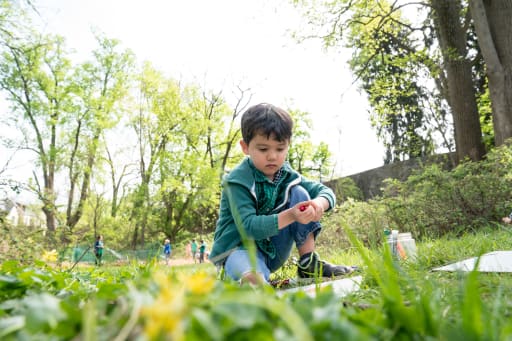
[278,275,363,298]
[432,250,512,272]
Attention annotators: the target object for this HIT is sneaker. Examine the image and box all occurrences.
[297,252,355,279]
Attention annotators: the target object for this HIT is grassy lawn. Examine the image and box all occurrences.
[1,226,512,340]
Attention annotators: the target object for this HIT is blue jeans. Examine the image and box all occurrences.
[223,185,321,283]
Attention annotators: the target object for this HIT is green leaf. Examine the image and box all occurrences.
[0,316,25,338]
[0,274,20,285]
[22,293,65,332]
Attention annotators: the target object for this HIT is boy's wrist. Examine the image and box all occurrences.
[278,209,295,229]
[314,197,330,212]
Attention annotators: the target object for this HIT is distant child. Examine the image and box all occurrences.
[191,239,198,263]
[199,240,206,263]
[209,103,355,285]
[185,241,192,259]
[163,239,172,266]
[94,235,104,266]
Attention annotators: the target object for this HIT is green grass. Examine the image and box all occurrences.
[271,224,512,339]
[2,227,512,340]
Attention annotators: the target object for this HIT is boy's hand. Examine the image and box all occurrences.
[293,200,324,223]
[278,198,329,229]
[309,198,328,221]
[291,202,315,224]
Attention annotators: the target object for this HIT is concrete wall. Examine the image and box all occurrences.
[325,153,456,200]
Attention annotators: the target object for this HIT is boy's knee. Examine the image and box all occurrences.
[291,185,309,196]
[289,185,310,205]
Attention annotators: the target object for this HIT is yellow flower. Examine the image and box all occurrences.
[41,249,58,263]
[182,271,215,296]
[141,271,186,341]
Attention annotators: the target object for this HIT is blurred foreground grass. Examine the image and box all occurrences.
[1,226,512,340]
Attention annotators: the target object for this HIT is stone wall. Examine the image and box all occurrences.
[325,153,456,201]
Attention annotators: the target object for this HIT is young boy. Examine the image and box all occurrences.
[209,103,354,285]
[163,239,172,266]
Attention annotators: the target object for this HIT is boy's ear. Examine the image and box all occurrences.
[240,139,249,155]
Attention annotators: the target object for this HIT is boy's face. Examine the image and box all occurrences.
[240,133,289,180]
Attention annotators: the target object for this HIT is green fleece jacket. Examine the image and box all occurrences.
[209,158,336,265]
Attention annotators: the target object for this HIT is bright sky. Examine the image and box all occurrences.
[4,0,384,179]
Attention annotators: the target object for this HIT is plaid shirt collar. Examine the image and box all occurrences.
[250,159,284,184]
[271,167,283,184]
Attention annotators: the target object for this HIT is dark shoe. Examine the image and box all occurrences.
[297,252,355,278]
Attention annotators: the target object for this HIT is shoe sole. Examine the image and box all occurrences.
[297,266,358,280]
[296,271,356,285]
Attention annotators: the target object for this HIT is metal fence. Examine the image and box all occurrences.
[70,245,161,264]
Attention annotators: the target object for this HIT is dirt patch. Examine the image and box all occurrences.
[168,257,198,266]
[62,257,202,268]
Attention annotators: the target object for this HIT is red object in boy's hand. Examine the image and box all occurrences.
[299,205,307,211]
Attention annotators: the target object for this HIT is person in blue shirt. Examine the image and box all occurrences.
[163,239,172,266]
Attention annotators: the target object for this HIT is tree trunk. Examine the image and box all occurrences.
[41,111,58,234]
[42,206,56,232]
[131,224,139,250]
[431,0,486,162]
[66,130,99,229]
[469,0,512,146]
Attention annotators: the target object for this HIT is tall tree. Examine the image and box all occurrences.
[63,34,134,232]
[345,8,441,163]
[430,0,485,161]
[154,84,246,241]
[292,0,487,163]
[103,136,135,218]
[129,62,220,247]
[129,62,172,248]
[469,0,512,146]
[0,32,73,234]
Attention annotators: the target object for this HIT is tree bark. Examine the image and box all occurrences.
[431,0,486,161]
[469,0,512,146]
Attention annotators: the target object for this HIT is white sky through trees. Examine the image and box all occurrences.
[1,0,384,186]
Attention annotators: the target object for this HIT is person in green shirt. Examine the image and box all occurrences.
[209,103,356,285]
[191,239,198,263]
[199,240,207,263]
[94,235,104,266]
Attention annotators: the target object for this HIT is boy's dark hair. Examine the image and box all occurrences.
[241,103,293,144]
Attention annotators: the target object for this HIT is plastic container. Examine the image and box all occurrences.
[391,230,399,256]
[397,232,417,260]
[384,229,417,260]
[384,229,398,257]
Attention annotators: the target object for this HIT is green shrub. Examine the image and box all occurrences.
[319,199,389,252]
[0,222,47,264]
[318,144,512,251]
[330,177,364,202]
[378,144,512,240]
